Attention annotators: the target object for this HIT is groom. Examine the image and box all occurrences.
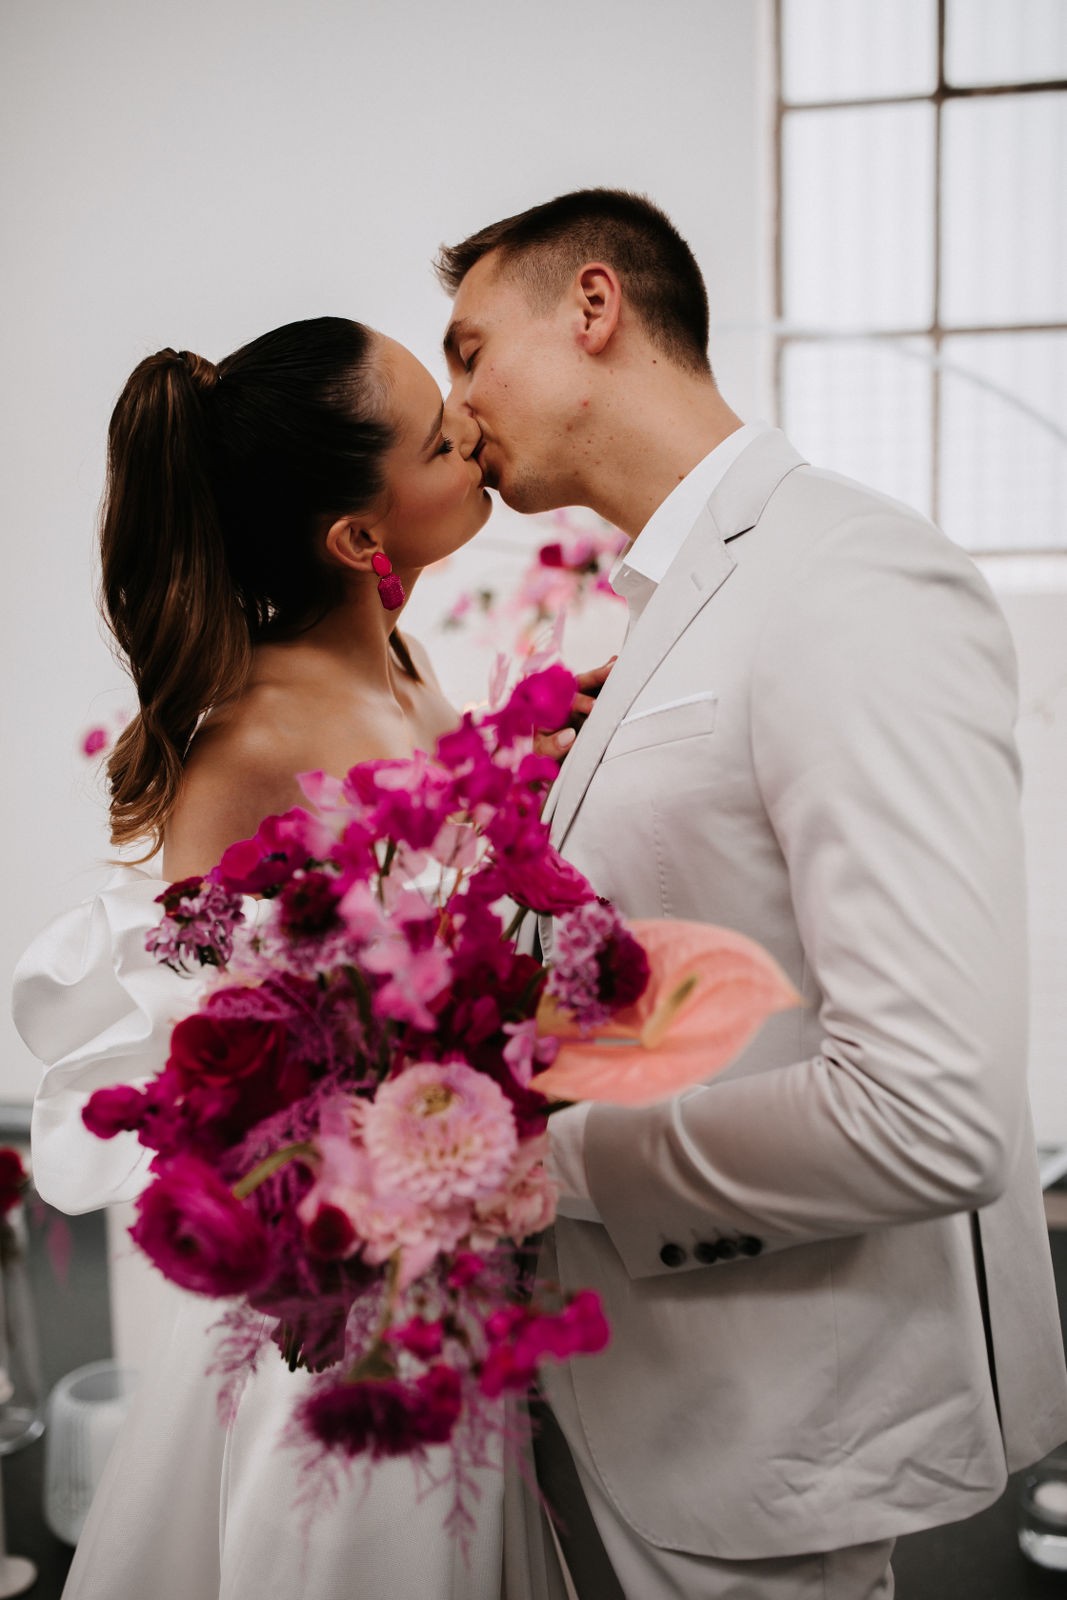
[437,190,1067,1598]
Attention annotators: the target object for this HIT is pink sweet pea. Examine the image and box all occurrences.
[212,809,325,894]
[486,664,577,747]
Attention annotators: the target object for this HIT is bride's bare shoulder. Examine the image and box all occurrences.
[163,689,314,879]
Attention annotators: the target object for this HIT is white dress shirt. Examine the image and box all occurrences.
[549,422,771,1221]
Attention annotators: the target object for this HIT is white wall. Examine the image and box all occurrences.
[0,0,773,1103]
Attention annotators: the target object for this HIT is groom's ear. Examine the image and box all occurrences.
[572,262,622,356]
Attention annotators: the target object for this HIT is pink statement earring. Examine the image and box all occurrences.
[372,551,405,611]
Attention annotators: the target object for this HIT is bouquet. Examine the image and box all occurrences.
[81,666,795,1510]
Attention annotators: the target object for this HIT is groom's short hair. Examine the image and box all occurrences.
[435,188,712,376]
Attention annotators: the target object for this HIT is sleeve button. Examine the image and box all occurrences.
[738,1236,763,1257]
[659,1242,687,1268]
[714,1239,740,1260]
[694,1240,720,1264]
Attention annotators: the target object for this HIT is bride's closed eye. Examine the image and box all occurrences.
[436,437,455,456]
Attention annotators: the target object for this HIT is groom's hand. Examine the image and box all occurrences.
[534,656,617,763]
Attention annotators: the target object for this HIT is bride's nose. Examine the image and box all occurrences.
[446,400,481,459]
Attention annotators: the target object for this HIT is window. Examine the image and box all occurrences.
[775,0,1067,554]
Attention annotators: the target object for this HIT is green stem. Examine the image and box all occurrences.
[376,839,398,905]
[345,963,375,1037]
[343,1254,403,1384]
[232,1141,315,1201]
[504,905,529,944]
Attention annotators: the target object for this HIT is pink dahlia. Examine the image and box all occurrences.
[471,1133,557,1249]
[363,1061,518,1209]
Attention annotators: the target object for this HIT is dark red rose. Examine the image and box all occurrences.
[538,542,565,568]
[169,1009,290,1088]
[0,1147,27,1216]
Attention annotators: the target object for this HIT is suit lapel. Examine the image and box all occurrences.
[543,429,806,853]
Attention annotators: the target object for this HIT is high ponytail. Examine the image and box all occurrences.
[101,349,251,855]
[98,318,395,856]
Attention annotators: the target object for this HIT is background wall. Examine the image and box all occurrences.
[0,0,773,1100]
[3,1,1061,1148]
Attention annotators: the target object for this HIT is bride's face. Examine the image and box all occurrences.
[369,335,491,569]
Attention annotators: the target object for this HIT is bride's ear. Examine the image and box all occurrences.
[324,515,380,574]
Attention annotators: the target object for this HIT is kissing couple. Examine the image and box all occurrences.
[15,188,1067,1600]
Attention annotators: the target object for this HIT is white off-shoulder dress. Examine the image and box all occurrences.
[13,866,559,1600]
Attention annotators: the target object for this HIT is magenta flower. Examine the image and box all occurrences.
[363,940,453,1031]
[486,837,596,916]
[81,726,109,757]
[298,1365,463,1458]
[130,1156,273,1297]
[486,664,577,746]
[82,1084,147,1140]
[363,1061,518,1208]
[478,1291,610,1398]
[211,809,323,895]
[387,1316,445,1360]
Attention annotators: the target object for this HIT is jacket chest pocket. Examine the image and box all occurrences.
[601,692,718,763]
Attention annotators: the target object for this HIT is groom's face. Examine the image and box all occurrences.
[443,251,585,515]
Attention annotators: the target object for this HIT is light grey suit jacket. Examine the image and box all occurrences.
[537,429,1067,1559]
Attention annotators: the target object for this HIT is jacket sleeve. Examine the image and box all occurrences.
[583,510,1030,1279]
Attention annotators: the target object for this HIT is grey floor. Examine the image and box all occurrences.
[5,1198,1067,1599]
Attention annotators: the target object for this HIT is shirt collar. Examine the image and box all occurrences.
[610,421,770,623]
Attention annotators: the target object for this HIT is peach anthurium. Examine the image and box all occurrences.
[530,920,801,1108]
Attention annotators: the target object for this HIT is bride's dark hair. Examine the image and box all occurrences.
[100,316,407,856]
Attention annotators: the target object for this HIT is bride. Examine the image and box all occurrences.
[13,317,590,1599]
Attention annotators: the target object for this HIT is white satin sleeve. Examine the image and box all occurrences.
[11,866,208,1215]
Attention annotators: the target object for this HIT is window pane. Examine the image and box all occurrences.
[780,338,933,515]
[783,105,935,331]
[782,0,937,103]
[942,93,1067,327]
[946,0,1067,86]
[939,331,1067,551]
